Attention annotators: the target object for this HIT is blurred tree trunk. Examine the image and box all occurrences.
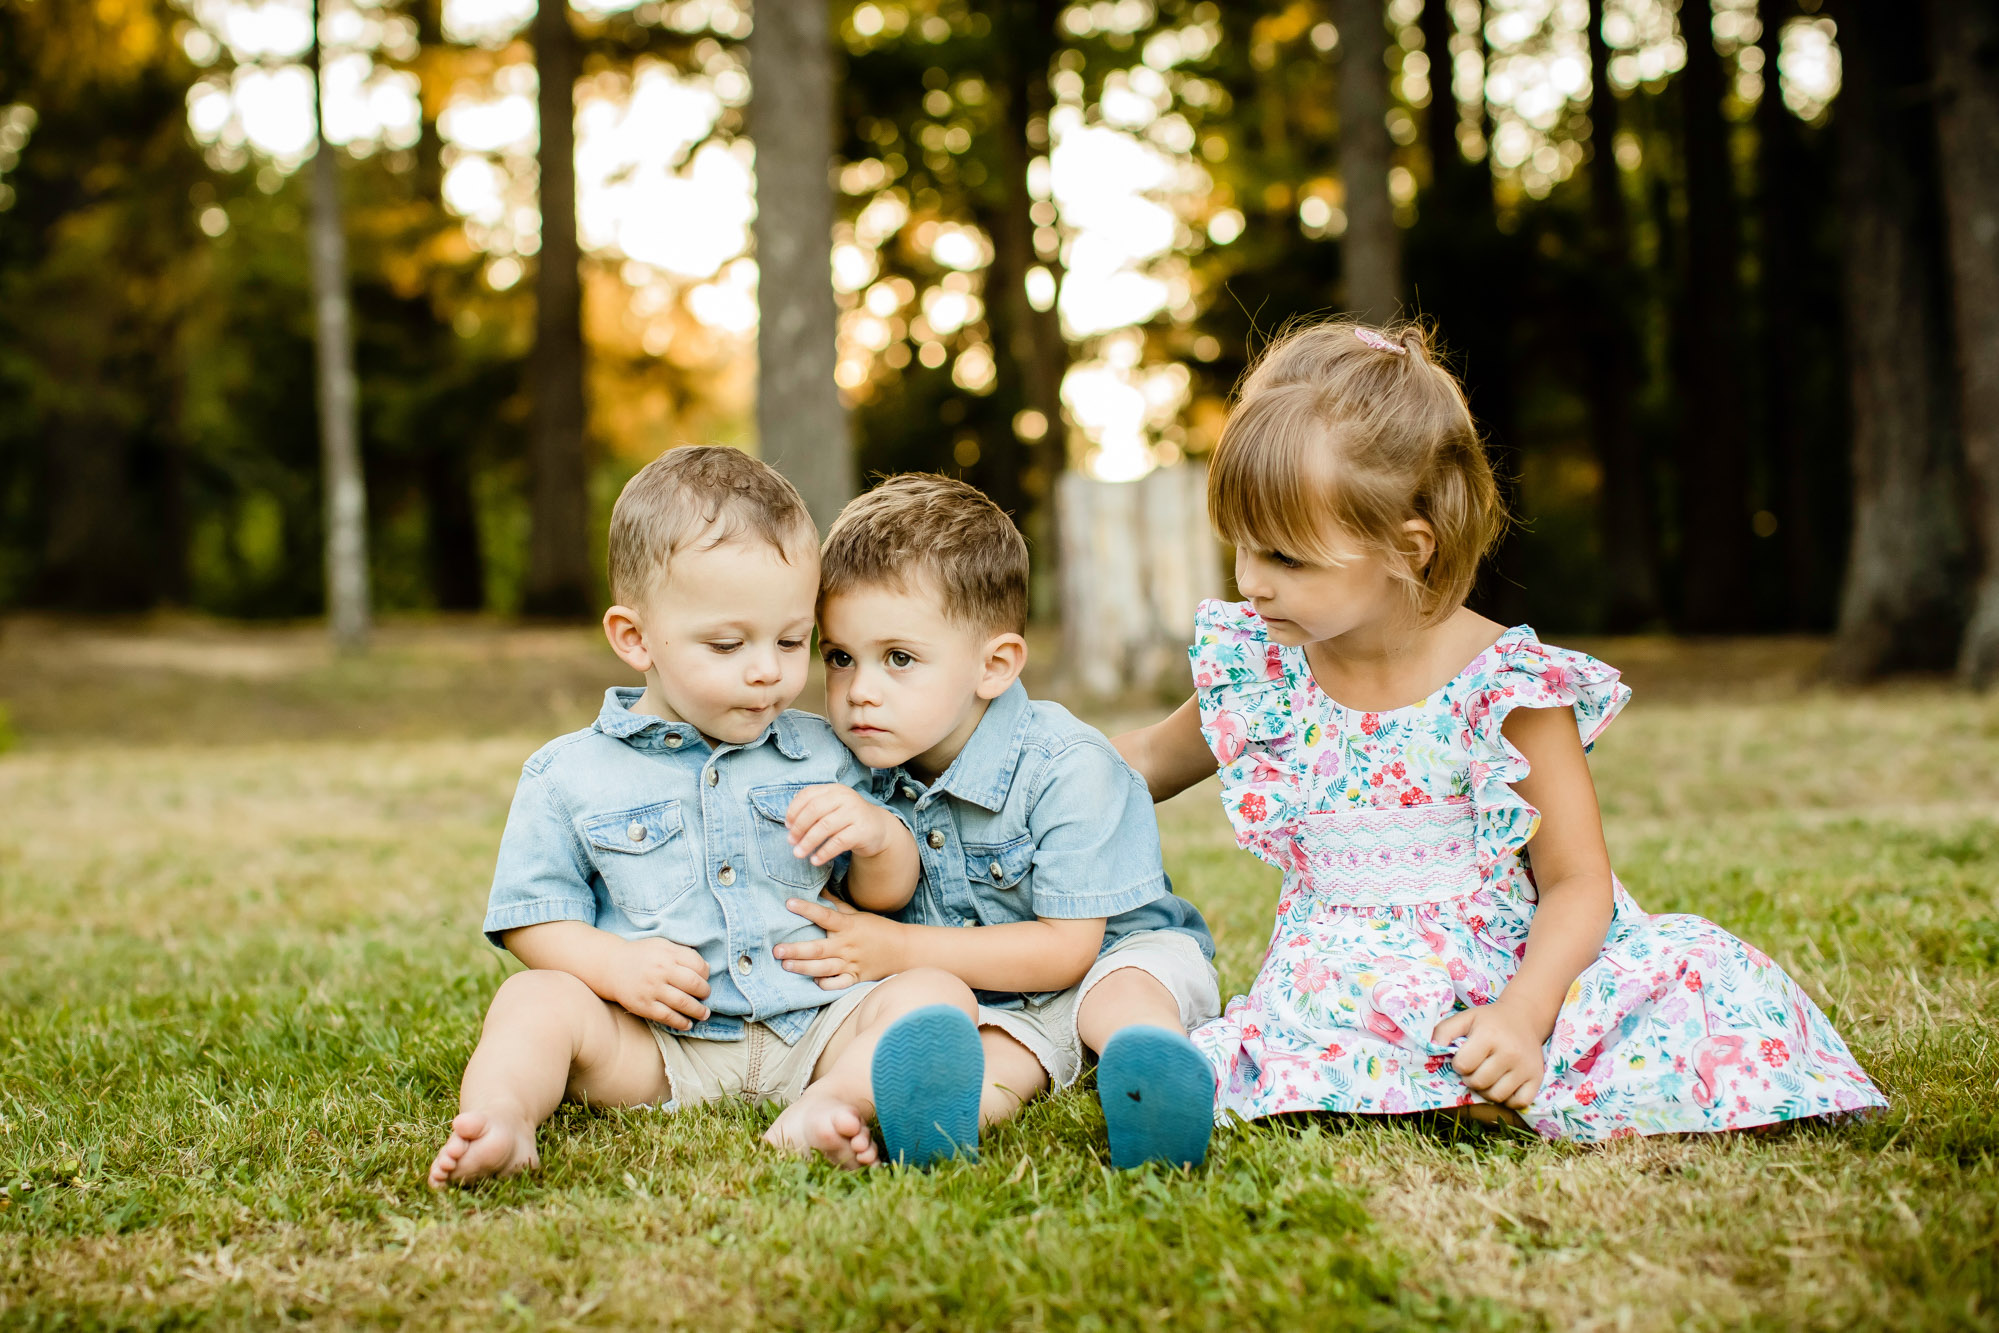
[524,0,592,616]
[1756,0,1823,627]
[413,0,485,612]
[310,0,371,649]
[987,0,1067,511]
[1584,0,1662,630]
[1337,0,1400,322]
[1411,0,1524,625]
[1674,0,1753,632]
[750,0,852,533]
[1825,0,1967,676]
[1930,0,1999,686]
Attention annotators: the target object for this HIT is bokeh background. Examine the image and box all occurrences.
[1,0,1994,687]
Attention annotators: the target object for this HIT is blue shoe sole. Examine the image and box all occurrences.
[1098,1026,1214,1170]
[872,1005,983,1167]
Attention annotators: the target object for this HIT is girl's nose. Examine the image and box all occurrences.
[1234,552,1272,600]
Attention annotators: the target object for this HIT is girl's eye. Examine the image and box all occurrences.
[887,649,915,669]
[1268,550,1302,570]
[823,649,853,670]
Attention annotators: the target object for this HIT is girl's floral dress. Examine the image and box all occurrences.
[1187,600,1886,1140]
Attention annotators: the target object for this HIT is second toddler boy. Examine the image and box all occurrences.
[772,475,1223,1168]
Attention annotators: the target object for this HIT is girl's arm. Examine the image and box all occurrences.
[1432,703,1615,1108]
[1112,696,1218,803]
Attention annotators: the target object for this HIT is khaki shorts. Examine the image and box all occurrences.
[649,981,878,1111]
[977,930,1221,1091]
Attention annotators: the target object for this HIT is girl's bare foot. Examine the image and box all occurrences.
[764,1092,880,1169]
[427,1110,539,1188]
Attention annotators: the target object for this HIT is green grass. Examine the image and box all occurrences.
[2,620,1996,1329]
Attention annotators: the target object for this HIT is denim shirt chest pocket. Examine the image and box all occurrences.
[579,799,696,922]
[960,833,1034,917]
[748,783,831,892]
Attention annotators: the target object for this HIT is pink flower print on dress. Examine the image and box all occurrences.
[1210,709,1247,765]
[1691,1035,1748,1108]
[1264,643,1286,679]
[1312,749,1340,778]
[1294,956,1331,993]
[1237,791,1269,825]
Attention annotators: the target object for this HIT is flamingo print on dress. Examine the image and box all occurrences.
[1184,599,1887,1139]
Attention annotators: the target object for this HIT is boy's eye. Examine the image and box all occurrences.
[709,641,743,654]
[779,637,807,651]
[887,649,915,669]
[823,649,854,670]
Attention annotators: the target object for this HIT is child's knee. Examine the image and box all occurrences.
[488,968,600,1023]
[879,966,977,1016]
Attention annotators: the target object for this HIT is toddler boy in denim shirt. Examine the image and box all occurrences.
[429,449,985,1185]
[771,475,1223,1168]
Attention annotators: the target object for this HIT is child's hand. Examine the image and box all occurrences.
[775,896,910,988]
[607,937,713,1030]
[1432,1002,1546,1110]
[785,784,904,866]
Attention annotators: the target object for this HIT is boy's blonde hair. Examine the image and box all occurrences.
[820,475,1029,634]
[1209,318,1504,623]
[607,446,816,606]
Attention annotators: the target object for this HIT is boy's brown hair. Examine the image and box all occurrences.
[1208,318,1505,623]
[820,475,1029,634]
[607,446,816,605]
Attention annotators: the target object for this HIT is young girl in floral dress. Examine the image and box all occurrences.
[1116,320,1885,1139]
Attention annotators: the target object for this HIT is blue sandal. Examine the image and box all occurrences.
[1098,1026,1214,1169]
[872,1005,984,1167]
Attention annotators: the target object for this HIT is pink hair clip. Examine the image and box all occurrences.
[1355,328,1407,355]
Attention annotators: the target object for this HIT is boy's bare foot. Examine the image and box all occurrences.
[427,1110,539,1188]
[764,1091,880,1170]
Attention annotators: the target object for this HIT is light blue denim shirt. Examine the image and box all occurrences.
[874,681,1213,1007]
[483,687,872,1044]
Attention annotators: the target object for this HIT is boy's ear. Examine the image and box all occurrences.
[603,605,653,674]
[975,631,1028,701]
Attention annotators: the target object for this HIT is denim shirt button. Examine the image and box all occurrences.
[664,734,683,749]
[706,768,720,786]
[902,784,920,800]
[717,864,736,886]
[627,823,648,843]
[927,829,946,849]
[735,953,752,975]
[988,861,1003,880]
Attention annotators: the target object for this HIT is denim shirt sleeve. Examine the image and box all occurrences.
[483,766,598,947]
[1023,741,1170,919]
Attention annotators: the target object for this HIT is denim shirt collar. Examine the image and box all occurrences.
[591,686,810,759]
[907,679,1031,812]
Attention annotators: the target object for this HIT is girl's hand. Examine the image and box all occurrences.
[776,896,910,988]
[1432,1002,1546,1110]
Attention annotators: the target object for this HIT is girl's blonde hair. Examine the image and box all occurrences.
[1208,318,1505,623]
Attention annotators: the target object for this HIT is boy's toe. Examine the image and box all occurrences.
[1098,1026,1215,1170]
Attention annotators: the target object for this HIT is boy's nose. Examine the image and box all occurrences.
[744,647,783,685]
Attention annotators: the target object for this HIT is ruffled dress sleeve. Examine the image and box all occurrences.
[1461,628,1631,879]
[1188,600,1308,869]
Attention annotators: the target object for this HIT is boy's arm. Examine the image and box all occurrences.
[776,899,1105,992]
[1112,696,1218,803]
[502,921,713,1030]
[484,765,711,1029]
[784,784,920,911]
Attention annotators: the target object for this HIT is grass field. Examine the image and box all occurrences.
[2,617,1996,1330]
